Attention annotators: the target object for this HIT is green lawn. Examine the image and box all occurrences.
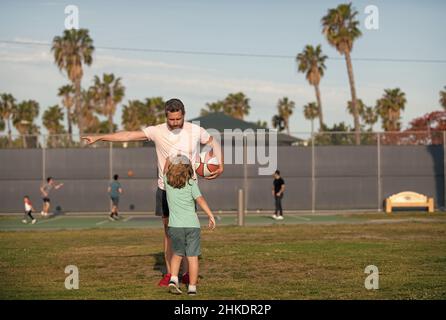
[0,214,445,299]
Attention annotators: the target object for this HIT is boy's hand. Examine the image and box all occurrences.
[208,215,216,230]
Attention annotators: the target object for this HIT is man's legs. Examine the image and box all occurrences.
[162,216,173,274]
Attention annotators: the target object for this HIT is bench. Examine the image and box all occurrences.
[385,191,434,214]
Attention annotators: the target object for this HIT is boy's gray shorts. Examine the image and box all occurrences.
[167,227,201,257]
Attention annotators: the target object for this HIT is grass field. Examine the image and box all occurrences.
[1,212,445,299]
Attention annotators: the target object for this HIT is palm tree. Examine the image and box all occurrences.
[13,100,39,148]
[375,88,407,131]
[256,120,268,129]
[277,97,295,135]
[225,92,251,120]
[322,3,362,144]
[143,97,165,125]
[0,93,17,146]
[440,86,446,110]
[347,99,365,118]
[57,84,75,139]
[90,73,125,133]
[296,45,327,129]
[200,100,227,116]
[43,105,66,147]
[52,29,94,137]
[362,106,378,131]
[122,98,165,131]
[43,105,65,134]
[122,100,145,131]
[272,115,285,132]
[303,102,319,133]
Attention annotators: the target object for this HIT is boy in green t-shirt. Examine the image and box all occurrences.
[163,155,215,295]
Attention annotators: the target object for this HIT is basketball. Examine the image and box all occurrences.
[194,149,219,177]
[127,170,134,177]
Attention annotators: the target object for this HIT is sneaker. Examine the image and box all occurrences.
[181,272,190,285]
[158,273,171,287]
[168,281,182,294]
[277,215,284,220]
[31,219,37,224]
[271,214,278,220]
[22,219,28,224]
[109,216,115,221]
[187,289,197,296]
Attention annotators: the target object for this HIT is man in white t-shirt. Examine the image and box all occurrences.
[82,98,224,287]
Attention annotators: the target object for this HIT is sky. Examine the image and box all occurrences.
[0,0,445,136]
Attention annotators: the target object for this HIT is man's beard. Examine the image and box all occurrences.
[168,121,184,130]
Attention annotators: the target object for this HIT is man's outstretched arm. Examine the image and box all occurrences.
[82,130,147,145]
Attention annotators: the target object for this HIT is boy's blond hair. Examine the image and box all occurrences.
[166,155,194,189]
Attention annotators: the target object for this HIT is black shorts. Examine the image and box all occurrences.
[155,188,169,218]
[42,197,50,203]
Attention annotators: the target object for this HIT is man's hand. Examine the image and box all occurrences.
[205,165,223,180]
[82,135,102,145]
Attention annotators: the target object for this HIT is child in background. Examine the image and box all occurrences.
[163,155,216,295]
[23,196,37,224]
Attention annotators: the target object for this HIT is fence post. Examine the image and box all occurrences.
[42,134,46,183]
[443,131,446,210]
[243,133,248,216]
[238,189,245,226]
[377,133,382,212]
[311,131,315,213]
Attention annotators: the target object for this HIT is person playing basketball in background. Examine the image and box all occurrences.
[40,177,64,217]
[82,98,224,287]
[272,170,285,220]
[108,174,123,221]
[23,195,37,225]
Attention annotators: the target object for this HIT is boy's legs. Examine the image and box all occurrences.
[186,256,199,286]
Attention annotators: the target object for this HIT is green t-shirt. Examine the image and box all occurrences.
[163,175,202,228]
[109,181,121,198]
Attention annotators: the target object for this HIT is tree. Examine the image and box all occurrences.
[122,97,165,131]
[322,3,362,144]
[13,100,39,148]
[277,97,295,135]
[201,92,251,119]
[375,88,407,132]
[362,106,378,131]
[303,102,319,133]
[296,44,327,129]
[43,105,66,147]
[90,73,125,133]
[52,29,94,136]
[440,86,446,110]
[0,93,17,146]
[43,105,65,134]
[225,92,250,120]
[58,84,75,140]
[405,111,446,145]
[256,120,268,129]
[272,115,285,132]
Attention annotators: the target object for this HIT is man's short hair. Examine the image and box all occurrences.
[47,177,52,183]
[113,174,119,180]
[275,170,280,175]
[165,98,185,115]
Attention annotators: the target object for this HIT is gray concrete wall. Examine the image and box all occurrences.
[0,145,443,212]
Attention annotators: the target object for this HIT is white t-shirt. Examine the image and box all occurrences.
[24,200,32,211]
[142,121,211,190]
